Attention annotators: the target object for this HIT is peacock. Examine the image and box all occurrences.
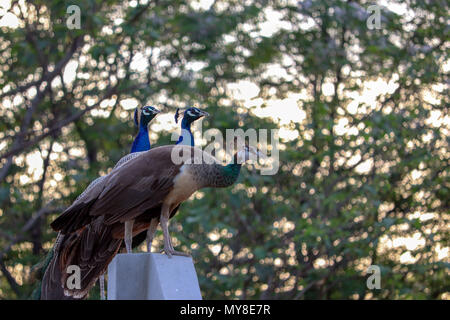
[100,107,208,299]
[130,105,160,152]
[174,107,209,146]
[47,143,263,298]
[130,106,209,253]
[39,105,160,300]
[98,105,160,298]
[40,106,208,299]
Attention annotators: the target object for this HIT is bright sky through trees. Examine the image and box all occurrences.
[0,0,448,299]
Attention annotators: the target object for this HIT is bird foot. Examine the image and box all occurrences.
[160,248,191,258]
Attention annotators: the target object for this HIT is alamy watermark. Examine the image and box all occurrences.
[66,264,81,290]
[169,121,280,176]
[366,265,381,289]
[367,5,382,30]
[66,5,81,30]
[66,4,382,33]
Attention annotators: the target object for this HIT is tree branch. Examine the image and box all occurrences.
[0,259,20,296]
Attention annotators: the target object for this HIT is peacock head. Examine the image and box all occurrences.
[175,107,209,125]
[134,106,160,127]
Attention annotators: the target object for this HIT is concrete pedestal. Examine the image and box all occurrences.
[107,253,202,300]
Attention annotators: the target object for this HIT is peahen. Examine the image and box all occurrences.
[39,105,160,300]
[48,143,264,298]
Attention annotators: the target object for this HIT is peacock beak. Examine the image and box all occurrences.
[199,110,209,118]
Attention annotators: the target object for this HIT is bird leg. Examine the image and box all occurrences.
[99,274,105,300]
[146,218,159,253]
[124,219,134,254]
[159,205,190,258]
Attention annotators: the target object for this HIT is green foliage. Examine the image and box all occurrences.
[0,0,449,300]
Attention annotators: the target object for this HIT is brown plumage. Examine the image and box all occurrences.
[42,144,262,298]
[51,149,177,233]
[41,217,122,299]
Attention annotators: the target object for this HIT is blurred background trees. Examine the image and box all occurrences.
[0,0,448,299]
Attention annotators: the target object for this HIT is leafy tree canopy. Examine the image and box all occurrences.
[0,0,448,299]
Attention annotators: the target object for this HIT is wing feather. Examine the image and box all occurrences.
[51,146,187,234]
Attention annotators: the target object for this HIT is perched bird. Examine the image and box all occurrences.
[175,107,209,146]
[74,105,161,203]
[47,143,263,298]
[131,106,209,253]
[130,106,160,152]
[99,105,159,298]
[40,106,208,299]
[40,105,160,300]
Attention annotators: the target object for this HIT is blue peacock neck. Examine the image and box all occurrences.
[130,120,151,153]
[176,117,194,146]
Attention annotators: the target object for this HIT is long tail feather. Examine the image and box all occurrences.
[41,217,122,299]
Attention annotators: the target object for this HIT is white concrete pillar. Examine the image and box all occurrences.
[107,253,202,300]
